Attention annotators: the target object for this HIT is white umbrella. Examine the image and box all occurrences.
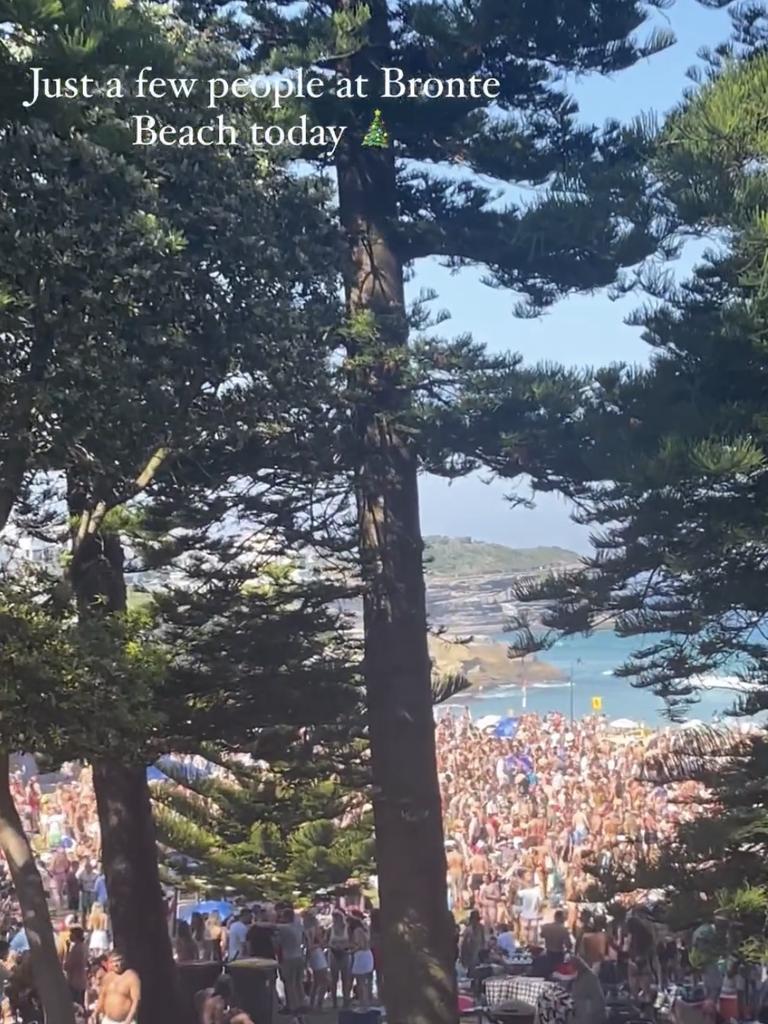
[678,719,705,730]
[475,714,502,731]
[610,717,639,730]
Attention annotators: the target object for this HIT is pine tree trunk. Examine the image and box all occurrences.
[334,4,457,1022]
[91,760,182,1024]
[67,511,182,1024]
[0,754,75,1024]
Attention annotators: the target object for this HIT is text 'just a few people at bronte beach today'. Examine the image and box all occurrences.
[24,66,502,155]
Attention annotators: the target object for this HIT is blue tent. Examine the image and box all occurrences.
[494,716,519,739]
[178,900,234,922]
[156,756,212,783]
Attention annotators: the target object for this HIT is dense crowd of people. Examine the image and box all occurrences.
[438,710,768,1022]
[437,710,709,929]
[8,765,105,922]
[179,903,378,1014]
[0,713,762,1023]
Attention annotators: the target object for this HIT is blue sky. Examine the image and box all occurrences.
[413,0,733,553]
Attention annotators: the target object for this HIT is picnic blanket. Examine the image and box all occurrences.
[485,976,573,1024]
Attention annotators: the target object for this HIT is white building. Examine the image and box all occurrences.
[0,524,61,573]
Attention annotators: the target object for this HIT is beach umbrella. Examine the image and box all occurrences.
[476,714,501,731]
[678,719,705,730]
[178,899,234,922]
[494,716,519,739]
[505,753,533,771]
[609,718,639,731]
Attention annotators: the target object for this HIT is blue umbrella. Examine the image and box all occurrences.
[494,716,519,739]
[505,754,533,775]
[178,900,234,922]
[10,930,29,953]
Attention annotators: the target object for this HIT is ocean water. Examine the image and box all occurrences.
[454,630,745,725]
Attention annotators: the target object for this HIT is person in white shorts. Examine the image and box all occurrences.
[350,918,374,1009]
[517,874,543,945]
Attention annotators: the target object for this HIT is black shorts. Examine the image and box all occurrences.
[470,874,483,891]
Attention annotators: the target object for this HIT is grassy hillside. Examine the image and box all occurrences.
[424,535,580,577]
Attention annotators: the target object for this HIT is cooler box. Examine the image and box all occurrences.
[718,993,739,1022]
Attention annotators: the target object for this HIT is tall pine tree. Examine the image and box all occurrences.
[178,3,732,1020]
[500,22,768,964]
[506,40,768,714]
[1,9,345,1022]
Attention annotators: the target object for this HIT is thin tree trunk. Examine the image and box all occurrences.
[91,760,182,1024]
[334,4,457,1022]
[0,332,74,1024]
[0,753,75,1024]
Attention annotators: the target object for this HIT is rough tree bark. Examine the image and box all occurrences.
[0,754,75,1024]
[91,759,181,1024]
[68,523,182,1024]
[334,3,457,1023]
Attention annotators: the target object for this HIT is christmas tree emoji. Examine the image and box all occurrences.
[362,109,389,148]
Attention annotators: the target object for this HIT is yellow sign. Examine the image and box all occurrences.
[591,696,603,711]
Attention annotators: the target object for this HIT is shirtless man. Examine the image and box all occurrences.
[96,952,141,1024]
[446,843,464,910]
[50,848,70,910]
[468,847,488,896]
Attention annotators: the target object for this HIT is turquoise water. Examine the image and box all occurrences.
[456,630,742,724]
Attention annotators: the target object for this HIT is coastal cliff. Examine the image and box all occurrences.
[422,537,579,690]
[334,537,578,689]
[424,535,580,637]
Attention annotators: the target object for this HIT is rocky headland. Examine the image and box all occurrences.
[428,634,565,690]
[423,536,580,690]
